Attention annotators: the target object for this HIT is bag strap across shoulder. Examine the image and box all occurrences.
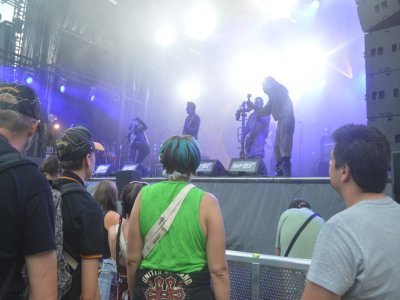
[0,152,36,173]
[284,212,319,257]
[142,183,195,258]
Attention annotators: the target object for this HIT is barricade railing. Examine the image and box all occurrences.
[226,250,310,300]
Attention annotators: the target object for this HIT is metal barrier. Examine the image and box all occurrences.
[226,250,310,300]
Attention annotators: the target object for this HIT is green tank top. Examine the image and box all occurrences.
[139,181,207,272]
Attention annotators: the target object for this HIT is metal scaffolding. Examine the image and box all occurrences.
[1,0,28,82]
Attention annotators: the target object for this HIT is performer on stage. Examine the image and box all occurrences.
[129,117,150,164]
[248,76,295,177]
[182,102,200,140]
[244,97,270,159]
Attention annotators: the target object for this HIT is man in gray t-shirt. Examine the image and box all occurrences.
[302,124,400,300]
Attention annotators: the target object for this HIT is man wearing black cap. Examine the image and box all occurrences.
[275,199,325,259]
[53,126,104,299]
[0,83,57,299]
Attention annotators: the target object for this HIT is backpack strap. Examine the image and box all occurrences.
[54,181,90,197]
[0,152,37,173]
[142,183,195,258]
[51,180,90,270]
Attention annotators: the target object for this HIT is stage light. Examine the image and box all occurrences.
[230,49,274,94]
[25,76,33,85]
[310,0,320,10]
[53,122,61,130]
[89,86,96,102]
[48,113,57,124]
[184,2,217,41]
[255,0,298,19]
[24,71,34,85]
[178,79,201,100]
[154,23,176,47]
[58,78,67,93]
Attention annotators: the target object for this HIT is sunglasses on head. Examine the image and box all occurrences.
[129,181,149,186]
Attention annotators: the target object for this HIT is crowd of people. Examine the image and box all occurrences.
[1,81,400,300]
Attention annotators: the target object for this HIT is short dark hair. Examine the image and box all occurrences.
[332,124,390,193]
[288,198,311,209]
[40,155,60,177]
[160,135,201,176]
[187,102,196,110]
[59,157,86,171]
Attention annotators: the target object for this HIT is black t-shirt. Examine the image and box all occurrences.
[56,171,103,263]
[0,137,55,299]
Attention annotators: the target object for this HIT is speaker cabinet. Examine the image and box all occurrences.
[366,70,400,119]
[115,170,141,196]
[196,160,226,177]
[93,164,112,177]
[121,163,149,177]
[227,158,268,176]
[364,25,400,74]
[356,0,400,33]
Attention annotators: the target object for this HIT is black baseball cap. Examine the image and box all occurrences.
[0,83,40,119]
[56,126,104,161]
[288,199,311,209]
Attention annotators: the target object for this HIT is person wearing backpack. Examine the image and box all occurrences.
[0,83,57,299]
[54,126,104,300]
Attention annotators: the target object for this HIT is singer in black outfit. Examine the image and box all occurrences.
[129,118,150,164]
[182,102,200,140]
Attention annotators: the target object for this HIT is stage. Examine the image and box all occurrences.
[88,176,393,255]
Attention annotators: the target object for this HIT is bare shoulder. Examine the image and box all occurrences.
[202,192,218,204]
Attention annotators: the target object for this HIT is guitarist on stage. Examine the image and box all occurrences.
[244,97,270,159]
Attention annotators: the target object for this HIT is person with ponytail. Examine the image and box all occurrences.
[108,181,148,300]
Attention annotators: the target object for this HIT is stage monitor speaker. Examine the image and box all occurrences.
[93,164,112,177]
[121,163,149,177]
[227,158,268,176]
[393,151,400,204]
[356,0,400,32]
[196,160,226,177]
[115,170,142,196]
[366,70,400,119]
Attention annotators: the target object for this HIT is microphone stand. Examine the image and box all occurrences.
[237,94,252,158]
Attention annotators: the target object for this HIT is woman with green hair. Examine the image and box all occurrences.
[126,135,230,300]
